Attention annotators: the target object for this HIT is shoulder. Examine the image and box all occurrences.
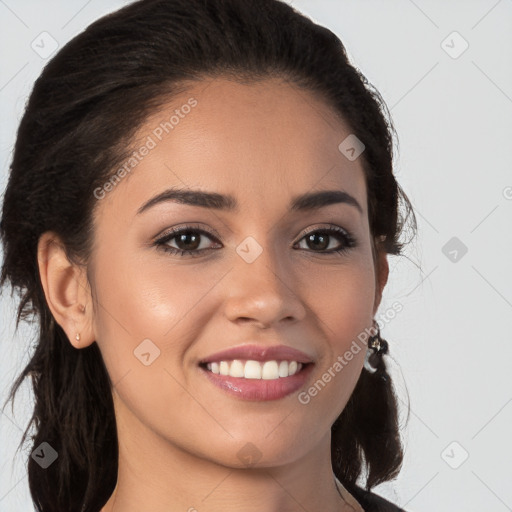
[349,485,407,512]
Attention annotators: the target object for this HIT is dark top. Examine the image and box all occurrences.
[350,484,407,511]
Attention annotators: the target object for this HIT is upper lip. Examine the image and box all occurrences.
[199,344,315,364]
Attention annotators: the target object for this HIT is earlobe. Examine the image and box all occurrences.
[37,231,95,348]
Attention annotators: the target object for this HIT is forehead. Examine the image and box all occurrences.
[94,77,368,219]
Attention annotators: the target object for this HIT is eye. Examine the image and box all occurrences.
[153,224,357,258]
[294,226,357,254]
[154,224,221,257]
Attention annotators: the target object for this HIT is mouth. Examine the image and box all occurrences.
[198,358,314,401]
[198,343,315,401]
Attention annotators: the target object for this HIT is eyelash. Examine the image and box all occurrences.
[154,223,358,258]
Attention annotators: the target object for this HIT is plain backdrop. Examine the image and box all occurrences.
[1,1,511,511]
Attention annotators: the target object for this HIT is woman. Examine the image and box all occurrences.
[0,0,416,510]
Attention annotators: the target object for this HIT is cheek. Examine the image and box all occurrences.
[89,252,209,438]
[295,269,374,428]
[90,248,225,374]
[306,257,376,340]
[303,257,375,397]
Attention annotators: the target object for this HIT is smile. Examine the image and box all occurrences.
[205,359,304,379]
[199,360,314,401]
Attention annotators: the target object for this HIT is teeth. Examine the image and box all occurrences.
[205,359,304,379]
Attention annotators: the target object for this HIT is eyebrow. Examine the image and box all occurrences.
[137,187,363,215]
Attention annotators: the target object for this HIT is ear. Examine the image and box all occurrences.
[37,231,95,349]
[373,242,389,316]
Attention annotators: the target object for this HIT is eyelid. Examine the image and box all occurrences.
[154,223,222,243]
[295,223,351,240]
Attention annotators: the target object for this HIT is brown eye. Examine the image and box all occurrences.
[173,231,202,251]
[295,226,357,254]
[154,226,221,257]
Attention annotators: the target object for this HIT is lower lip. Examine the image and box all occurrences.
[199,363,314,401]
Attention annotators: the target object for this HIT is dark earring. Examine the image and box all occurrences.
[363,321,389,373]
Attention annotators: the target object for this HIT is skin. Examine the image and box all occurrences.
[37,77,388,512]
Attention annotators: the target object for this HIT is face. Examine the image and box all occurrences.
[83,77,387,468]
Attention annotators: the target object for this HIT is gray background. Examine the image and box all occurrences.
[1,1,511,511]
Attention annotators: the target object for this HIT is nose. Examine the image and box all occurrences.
[222,240,307,329]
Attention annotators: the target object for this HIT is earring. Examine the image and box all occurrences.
[75,304,85,344]
[363,321,388,373]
